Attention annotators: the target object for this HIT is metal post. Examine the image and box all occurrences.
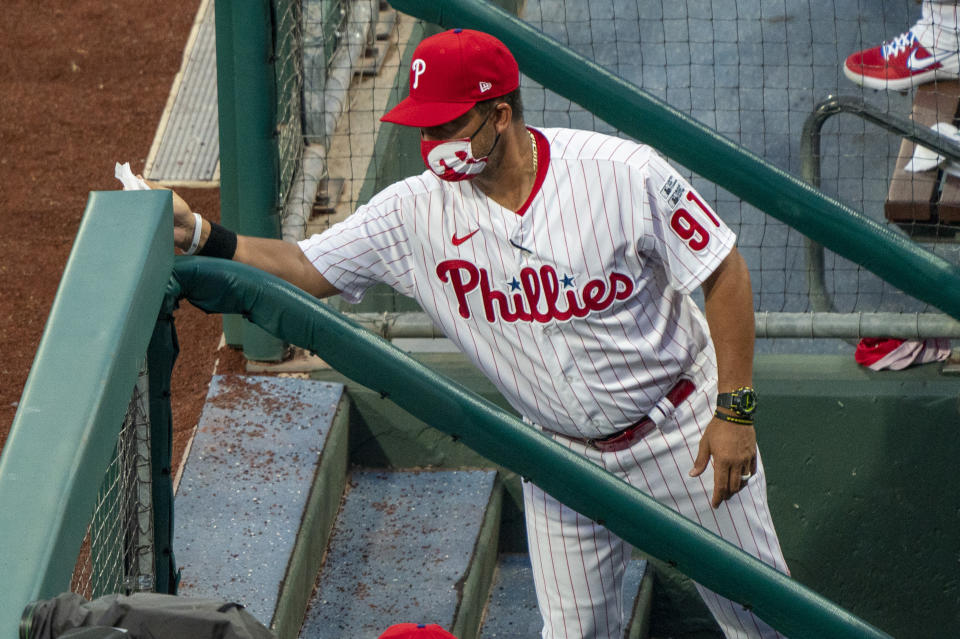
[214,0,285,361]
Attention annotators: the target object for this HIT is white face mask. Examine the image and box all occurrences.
[420,138,490,181]
[419,112,500,182]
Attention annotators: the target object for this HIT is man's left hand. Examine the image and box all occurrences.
[688,417,757,508]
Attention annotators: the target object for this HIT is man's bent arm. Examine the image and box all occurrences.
[233,235,341,299]
[701,246,755,392]
[150,179,341,300]
[689,246,758,508]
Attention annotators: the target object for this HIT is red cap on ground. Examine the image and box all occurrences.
[380,28,520,127]
[378,623,458,639]
[854,337,905,367]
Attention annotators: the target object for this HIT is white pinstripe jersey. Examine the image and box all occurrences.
[299,127,736,439]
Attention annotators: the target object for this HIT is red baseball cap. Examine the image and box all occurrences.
[378,623,458,639]
[380,29,520,127]
[854,338,905,368]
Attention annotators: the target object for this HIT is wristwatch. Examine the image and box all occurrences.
[716,386,758,417]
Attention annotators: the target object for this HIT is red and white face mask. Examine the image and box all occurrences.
[420,113,499,182]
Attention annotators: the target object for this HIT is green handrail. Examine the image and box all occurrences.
[386,0,960,322]
[169,257,891,639]
[0,191,172,635]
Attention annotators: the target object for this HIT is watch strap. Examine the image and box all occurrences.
[715,392,736,410]
[713,410,754,426]
[716,386,757,416]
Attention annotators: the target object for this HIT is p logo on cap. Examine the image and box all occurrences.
[380,29,520,128]
[412,59,427,89]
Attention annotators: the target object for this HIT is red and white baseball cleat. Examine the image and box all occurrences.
[844,29,960,90]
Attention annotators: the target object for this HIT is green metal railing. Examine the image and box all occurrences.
[801,94,960,313]
[387,0,960,324]
[0,191,174,635]
[169,257,891,639]
[214,0,286,361]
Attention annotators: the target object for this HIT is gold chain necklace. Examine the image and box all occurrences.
[529,130,538,173]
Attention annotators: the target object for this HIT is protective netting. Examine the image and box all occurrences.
[274,0,307,210]
[277,0,960,348]
[519,0,960,317]
[71,366,155,599]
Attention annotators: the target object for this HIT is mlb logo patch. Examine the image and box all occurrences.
[659,176,685,208]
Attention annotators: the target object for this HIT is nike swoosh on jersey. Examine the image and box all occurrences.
[451,229,479,246]
[906,48,950,71]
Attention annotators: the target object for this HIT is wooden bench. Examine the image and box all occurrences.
[886,81,960,231]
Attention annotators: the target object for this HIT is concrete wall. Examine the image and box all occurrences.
[312,352,960,638]
[757,355,960,638]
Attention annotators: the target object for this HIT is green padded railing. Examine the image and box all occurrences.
[169,257,891,639]
[387,0,960,322]
[0,191,173,635]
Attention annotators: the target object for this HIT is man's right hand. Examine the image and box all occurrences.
[140,178,206,253]
[138,177,341,299]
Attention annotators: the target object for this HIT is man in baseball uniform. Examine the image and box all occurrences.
[170,28,789,639]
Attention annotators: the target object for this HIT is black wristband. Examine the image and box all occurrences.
[714,410,754,426]
[197,221,237,260]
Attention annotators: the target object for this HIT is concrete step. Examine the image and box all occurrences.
[479,553,653,639]
[174,375,350,639]
[299,469,502,639]
[171,374,652,639]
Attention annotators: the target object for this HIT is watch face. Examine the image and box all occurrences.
[736,389,757,415]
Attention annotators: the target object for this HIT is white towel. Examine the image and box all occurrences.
[114,162,151,191]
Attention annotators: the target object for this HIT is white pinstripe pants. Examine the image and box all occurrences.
[523,353,789,639]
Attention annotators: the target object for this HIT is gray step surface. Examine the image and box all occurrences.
[480,553,651,639]
[174,375,347,631]
[299,469,499,639]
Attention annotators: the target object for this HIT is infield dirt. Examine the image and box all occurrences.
[0,0,245,471]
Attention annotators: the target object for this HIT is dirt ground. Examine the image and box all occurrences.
[0,0,244,471]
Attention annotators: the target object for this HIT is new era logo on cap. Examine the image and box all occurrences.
[380,29,520,127]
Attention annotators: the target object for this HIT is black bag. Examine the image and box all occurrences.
[21,592,277,639]
[58,631,128,639]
